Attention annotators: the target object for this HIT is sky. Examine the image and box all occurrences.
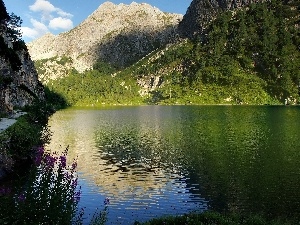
[4,0,192,43]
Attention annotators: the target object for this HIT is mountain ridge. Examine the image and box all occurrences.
[27,1,182,81]
[46,0,300,106]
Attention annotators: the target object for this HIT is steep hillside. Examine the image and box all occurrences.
[0,0,44,114]
[178,0,267,38]
[135,0,300,104]
[47,0,300,106]
[27,1,182,82]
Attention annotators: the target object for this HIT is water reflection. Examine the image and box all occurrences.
[46,106,208,224]
[46,106,300,224]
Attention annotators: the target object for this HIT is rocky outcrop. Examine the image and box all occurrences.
[0,0,45,181]
[178,0,266,38]
[0,34,45,113]
[0,0,44,114]
[27,1,183,80]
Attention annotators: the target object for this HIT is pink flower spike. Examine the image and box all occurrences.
[104,197,110,205]
[18,193,26,202]
[71,161,77,170]
[60,155,67,168]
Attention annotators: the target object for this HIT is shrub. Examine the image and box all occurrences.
[0,147,81,224]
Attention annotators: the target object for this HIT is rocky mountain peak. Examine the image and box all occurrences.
[27,1,183,80]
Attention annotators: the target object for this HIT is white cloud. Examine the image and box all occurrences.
[29,0,73,19]
[21,27,39,40]
[23,0,74,41]
[57,9,73,18]
[29,0,56,13]
[21,18,49,40]
[49,17,73,30]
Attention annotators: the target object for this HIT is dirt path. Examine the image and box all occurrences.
[0,111,27,133]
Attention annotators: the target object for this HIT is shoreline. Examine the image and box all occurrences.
[0,111,27,133]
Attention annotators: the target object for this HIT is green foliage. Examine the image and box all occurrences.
[47,67,143,106]
[4,116,43,158]
[44,86,68,110]
[0,36,22,71]
[136,211,295,225]
[35,55,73,67]
[6,12,23,43]
[40,0,299,106]
[0,5,26,71]
[57,55,73,65]
[136,0,300,105]
[200,0,300,101]
[0,147,80,225]
[0,0,10,22]
[0,88,67,165]
[34,58,48,75]
[93,60,117,74]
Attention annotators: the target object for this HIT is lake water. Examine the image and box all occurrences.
[46,105,300,224]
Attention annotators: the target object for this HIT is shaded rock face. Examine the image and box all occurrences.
[178,0,265,38]
[0,9,44,114]
[27,1,183,77]
[0,49,45,113]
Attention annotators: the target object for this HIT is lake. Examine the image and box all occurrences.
[46,105,300,224]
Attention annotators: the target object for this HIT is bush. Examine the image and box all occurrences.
[0,147,80,224]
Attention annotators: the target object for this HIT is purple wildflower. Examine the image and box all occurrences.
[0,186,11,195]
[37,146,44,154]
[44,153,57,170]
[71,177,78,189]
[18,193,26,202]
[0,187,5,195]
[104,197,110,205]
[34,155,42,166]
[73,189,81,203]
[60,155,67,168]
[34,146,45,166]
[64,171,71,180]
[71,160,77,171]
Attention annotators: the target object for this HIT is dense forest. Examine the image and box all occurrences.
[44,0,300,106]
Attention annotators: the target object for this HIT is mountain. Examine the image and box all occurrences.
[178,0,266,38]
[47,0,300,106]
[27,1,182,82]
[0,0,44,114]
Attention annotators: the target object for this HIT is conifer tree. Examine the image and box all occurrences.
[0,0,10,22]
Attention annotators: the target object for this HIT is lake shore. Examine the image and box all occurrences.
[0,110,27,133]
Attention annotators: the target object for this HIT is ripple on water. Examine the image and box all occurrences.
[46,106,300,224]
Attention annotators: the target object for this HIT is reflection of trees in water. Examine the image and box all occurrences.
[179,106,300,219]
[95,128,184,170]
[46,106,300,220]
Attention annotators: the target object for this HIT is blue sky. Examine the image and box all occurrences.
[4,0,191,43]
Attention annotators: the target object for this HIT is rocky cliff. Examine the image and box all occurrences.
[0,1,44,114]
[27,1,183,81]
[178,0,266,38]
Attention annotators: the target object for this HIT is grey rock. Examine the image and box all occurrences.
[0,27,45,114]
[27,2,183,82]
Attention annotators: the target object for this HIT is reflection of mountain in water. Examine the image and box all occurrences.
[45,107,208,214]
[46,106,300,222]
